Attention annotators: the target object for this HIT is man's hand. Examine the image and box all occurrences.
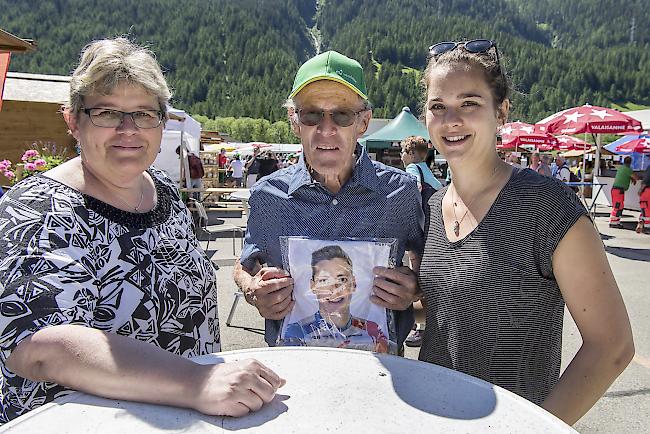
[370,266,421,311]
[190,359,286,417]
[245,267,294,320]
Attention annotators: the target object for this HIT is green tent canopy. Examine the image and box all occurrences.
[359,106,430,149]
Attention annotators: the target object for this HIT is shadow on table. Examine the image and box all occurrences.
[90,395,289,432]
[605,246,650,262]
[221,394,290,431]
[375,355,496,420]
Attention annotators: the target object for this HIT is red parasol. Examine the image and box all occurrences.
[554,135,592,151]
[615,137,650,154]
[537,104,643,177]
[498,121,557,150]
[536,143,555,152]
[536,104,643,135]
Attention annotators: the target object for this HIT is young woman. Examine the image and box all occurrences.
[417,39,634,425]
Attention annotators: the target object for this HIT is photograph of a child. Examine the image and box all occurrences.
[279,238,395,353]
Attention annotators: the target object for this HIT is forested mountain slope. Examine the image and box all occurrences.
[2,0,648,124]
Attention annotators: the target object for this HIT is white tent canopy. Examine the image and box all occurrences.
[153,130,191,184]
[156,106,203,187]
[164,106,202,154]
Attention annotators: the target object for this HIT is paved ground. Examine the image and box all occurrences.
[202,206,649,433]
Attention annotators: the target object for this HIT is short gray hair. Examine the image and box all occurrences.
[68,37,171,117]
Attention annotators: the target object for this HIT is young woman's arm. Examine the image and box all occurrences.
[541,216,634,424]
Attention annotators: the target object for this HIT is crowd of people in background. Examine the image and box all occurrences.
[190,146,301,189]
[196,141,650,237]
[187,134,646,235]
[226,148,299,188]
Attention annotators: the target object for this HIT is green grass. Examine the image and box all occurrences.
[372,59,382,80]
[611,102,650,112]
[401,66,421,84]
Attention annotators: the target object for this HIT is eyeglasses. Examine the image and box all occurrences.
[296,108,368,127]
[82,108,163,129]
[428,39,500,65]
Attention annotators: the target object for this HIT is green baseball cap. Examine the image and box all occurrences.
[289,51,368,100]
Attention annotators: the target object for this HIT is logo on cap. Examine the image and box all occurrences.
[336,69,357,84]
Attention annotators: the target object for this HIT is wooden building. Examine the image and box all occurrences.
[0,29,35,53]
[0,72,75,183]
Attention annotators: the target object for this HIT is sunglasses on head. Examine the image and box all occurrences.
[296,108,367,127]
[428,39,500,64]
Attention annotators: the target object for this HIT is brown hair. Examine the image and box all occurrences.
[421,43,512,114]
[400,135,428,155]
[311,245,353,279]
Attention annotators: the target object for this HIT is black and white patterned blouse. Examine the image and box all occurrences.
[0,167,219,424]
[418,168,587,405]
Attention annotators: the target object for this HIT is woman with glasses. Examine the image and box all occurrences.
[417,39,633,424]
[0,38,284,425]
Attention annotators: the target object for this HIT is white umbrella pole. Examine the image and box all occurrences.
[582,133,587,182]
[180,128,191,190]
[594,134,602,177]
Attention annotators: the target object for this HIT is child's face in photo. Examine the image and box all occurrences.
[310,258,356,317]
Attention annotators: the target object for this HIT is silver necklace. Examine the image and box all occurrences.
[129,176,146,212]
[108,175,147,213]
[450,165,499,237]
[80,159,147,212]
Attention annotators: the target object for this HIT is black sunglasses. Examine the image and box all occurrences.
[296,109,367,127]
[428,39,500,65]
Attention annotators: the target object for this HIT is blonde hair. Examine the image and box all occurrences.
[68,37,171,117]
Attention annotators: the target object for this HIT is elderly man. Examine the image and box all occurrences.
[553,156,571,182]
[233,51,424,353]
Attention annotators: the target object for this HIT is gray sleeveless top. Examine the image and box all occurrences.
[418,168,587,404]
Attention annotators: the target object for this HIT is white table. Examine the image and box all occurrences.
[0,347,575,433]
[565,182,606,221]
[228,189,251,222]
[228,190,251,201]
[594,175,644,212]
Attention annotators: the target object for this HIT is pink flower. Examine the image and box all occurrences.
[34,158,47,167]
[0,159,11,169]
[3,171,15,179]
[24,162,36,171]
[21,149,39,161]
